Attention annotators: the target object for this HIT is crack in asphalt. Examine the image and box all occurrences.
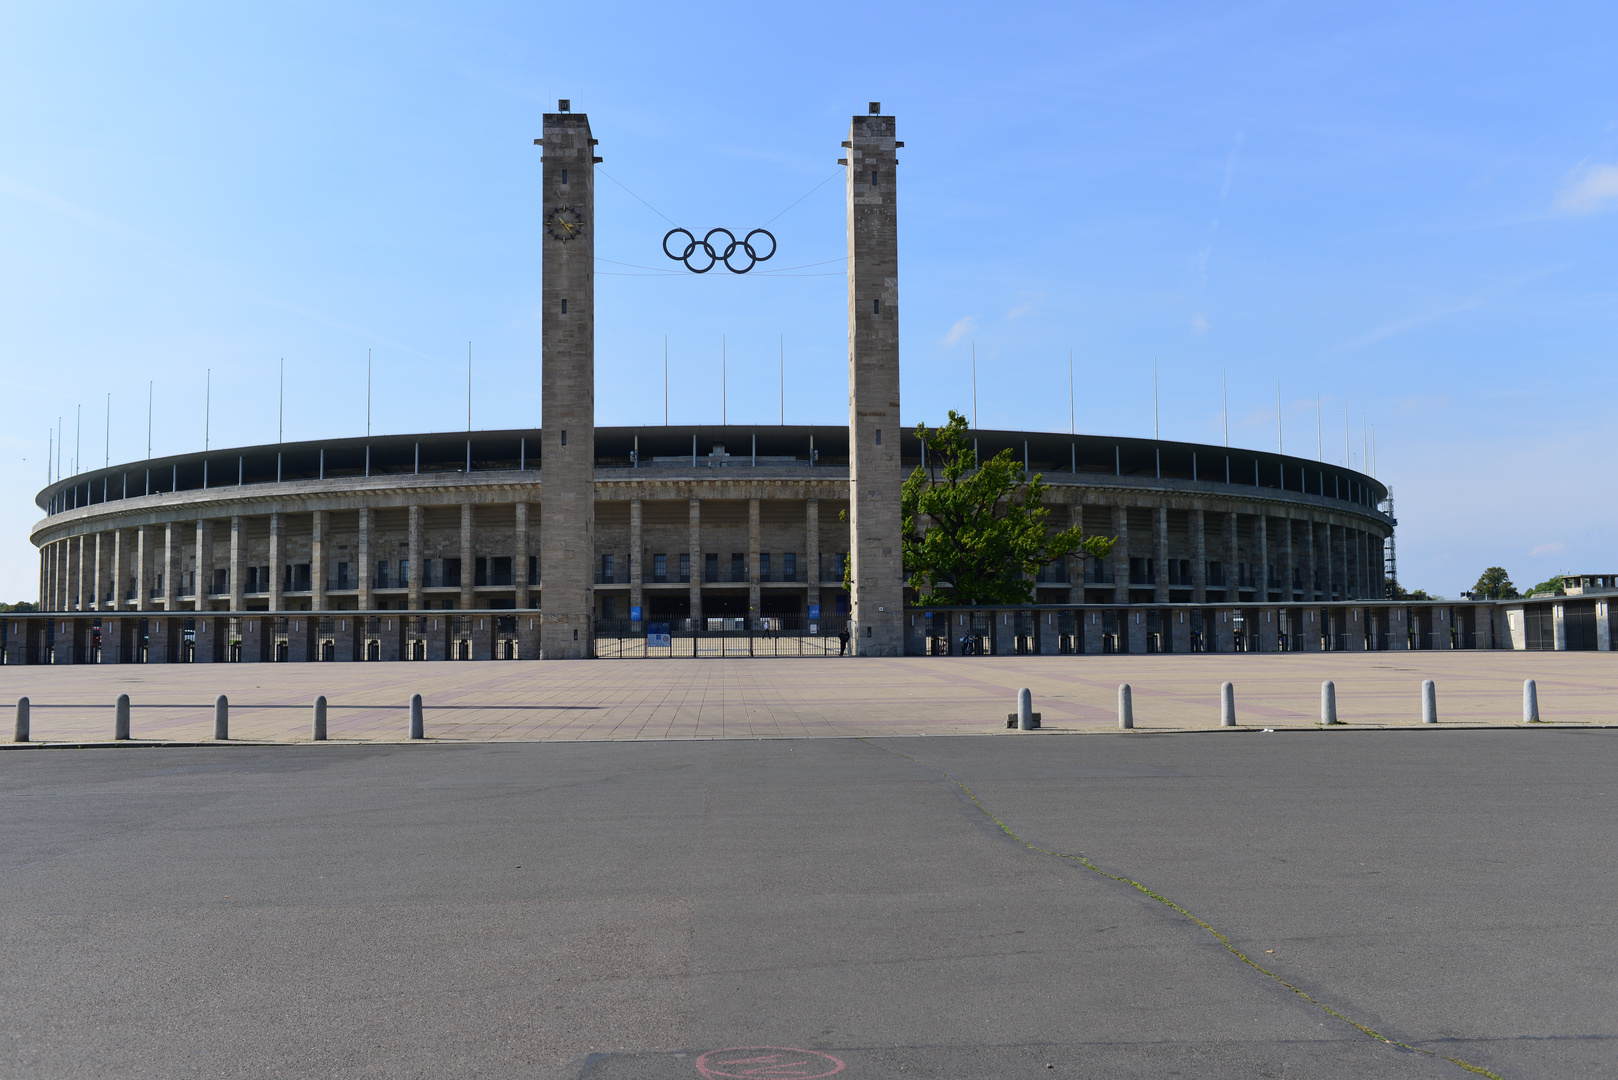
[864,739,1507,1080]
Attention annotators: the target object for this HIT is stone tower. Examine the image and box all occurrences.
[843,103,905,656]
[539,101,598,659]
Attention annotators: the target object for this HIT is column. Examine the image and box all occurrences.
[514,502,531,610]
[537,101,597,660]
[1374,533,1387,598]
[1334,524,1346,601]
[844,103,905,656]
[408,505,423,611]
[91,532,105,610]
[1190,508,1206,604]
[112,529,126,610]
[1222,512,1238,597]
[134,527,148,612]
[1358,531,1369,599]
[193,519,212,611]
[1278,516,1294,601]
[75,534,86,611]
[1342,529,1353,599]
[1323,522,1336,602]
[1153,505,1168,603]
[805,497,821,619]
[748,497,761,622]
[163,523,178,611]
[1306,518,1319,601]
[268,512,283,612]
[311,510,327,612]
[626,499,640,620]
[358,507,374,610]
[229,515,245,611]
[1110,504,1129,601]
[1255,513,1269,600]
[459,504,474,611]
[688,498,702,624]
[39,545,48,611]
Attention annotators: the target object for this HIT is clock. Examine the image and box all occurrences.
[545,205,584,243]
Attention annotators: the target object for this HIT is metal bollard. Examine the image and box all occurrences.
[14,697,29,743]
[312,695,328,741]
[214,695,229,740]
[1523,679,1539,723]
[1118,684,1133,730]
[1321,680,1337,725]
[1017,687,1034,731]
[1220,682,1236,727]
[114,694,131,741]
[409,693,424,740]
[1421,680,1437,724]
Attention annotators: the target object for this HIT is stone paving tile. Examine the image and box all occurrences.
[2,652,1614,744]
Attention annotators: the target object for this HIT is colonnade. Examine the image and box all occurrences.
[1076,501,1386,604]
[34,494,846,623]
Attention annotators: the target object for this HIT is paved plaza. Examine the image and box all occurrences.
[2,652,1614,745]
[2,730,1613,1078]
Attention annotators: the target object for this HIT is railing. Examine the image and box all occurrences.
[593,614,852,659]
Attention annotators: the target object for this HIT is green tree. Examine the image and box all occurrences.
[895,411,1116,606]
[1470,567,1518,600]
[0,601,38,613]
[1386,580,1436,601]
[1525,575,1566,597]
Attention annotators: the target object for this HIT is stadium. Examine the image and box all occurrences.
[17,101,1552,664]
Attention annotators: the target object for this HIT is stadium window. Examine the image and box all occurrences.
[873,299,881,315]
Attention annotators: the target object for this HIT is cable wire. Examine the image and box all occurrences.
[596,167,679,226]
[757,169,842,228]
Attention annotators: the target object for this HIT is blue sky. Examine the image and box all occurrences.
[3,1,1615,601]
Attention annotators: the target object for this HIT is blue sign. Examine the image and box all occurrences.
[808,604,821,618]
[630,606,642,621]
[647,621,671,648]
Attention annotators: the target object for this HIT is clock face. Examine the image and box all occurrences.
[546,205,584,243]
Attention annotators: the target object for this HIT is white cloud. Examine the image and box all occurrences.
[1555,162,1618,214]
[1220,130,1244,200]
[1006,292,1044,320]
[1191,312,1209,334]
[940,315,977,345]
[1529,542,1565,557]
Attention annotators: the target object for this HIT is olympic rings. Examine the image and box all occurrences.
[662,227,777,274]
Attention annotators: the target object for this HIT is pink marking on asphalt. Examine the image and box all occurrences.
[695,1046,846,1079]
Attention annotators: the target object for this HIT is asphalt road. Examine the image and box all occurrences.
[0,729,1611,1079]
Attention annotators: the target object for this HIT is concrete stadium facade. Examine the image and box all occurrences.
[18,100,1580,663]
[18,420,1406,661]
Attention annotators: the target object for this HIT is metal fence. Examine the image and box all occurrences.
[593,615,852,658]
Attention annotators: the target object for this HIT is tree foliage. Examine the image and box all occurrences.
[1386,580,1437,601]
[1525,575,1566,598]
[1470,567,1519,600]
[898,411,1115,606]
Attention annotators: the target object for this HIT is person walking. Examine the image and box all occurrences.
[838,624,850,656]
